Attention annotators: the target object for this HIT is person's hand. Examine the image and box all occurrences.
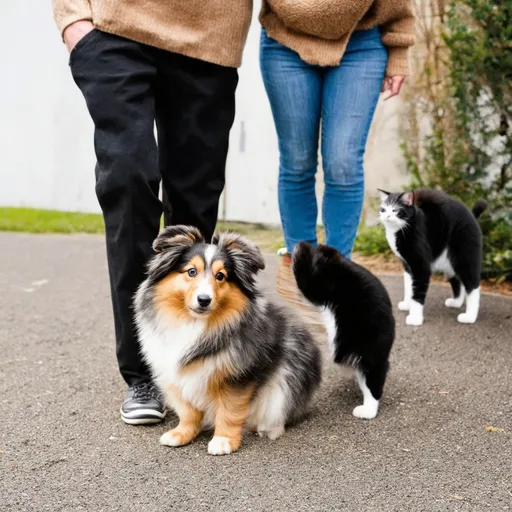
[63,20,95,53]
[382,75,406,100]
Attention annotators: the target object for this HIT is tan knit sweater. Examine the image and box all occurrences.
[260,0,415,76]
[52,0,253,68]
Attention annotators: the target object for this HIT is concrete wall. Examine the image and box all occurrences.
[1,0,99,213]
[0,1,408,225]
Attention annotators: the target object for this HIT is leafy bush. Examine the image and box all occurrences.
[479,207,512,280]
[353,226,391,257]
[400,0,512,280]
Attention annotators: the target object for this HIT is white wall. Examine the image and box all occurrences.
[0,1,408,225]
[1,0,98,213]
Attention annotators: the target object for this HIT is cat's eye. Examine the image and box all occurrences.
[187,268,197,277]
[379,207,385,213]
[215,272,225,282]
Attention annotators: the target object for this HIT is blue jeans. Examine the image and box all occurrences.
[260,28,387,257]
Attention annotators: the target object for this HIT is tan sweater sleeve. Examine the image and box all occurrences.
[380,6,415,77]
[52,0,93,37]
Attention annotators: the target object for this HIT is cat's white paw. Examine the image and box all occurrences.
[208,436,232,456]
[398,301,410,311]
[352,405,378,420]
[257,424,285,441]
[445,298,464,308]
[457,313,477,324]
[406,314,424,326]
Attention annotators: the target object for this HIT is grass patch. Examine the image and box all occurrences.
[0,207,105,234]
[3,207,509,293]
[353,225,392,257]
[216,222,283,253]
[0,208,285,252]
[0,207,391,256]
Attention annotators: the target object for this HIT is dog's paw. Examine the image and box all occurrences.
[208,436,233,456]
[257,424,285,441]
[406,314,424,326]
[160,427,197,447]
[160,431,184,447]
[352,405,378,420]
[445,298,464,308]
[457,313,476,324]
[398,301,410,311]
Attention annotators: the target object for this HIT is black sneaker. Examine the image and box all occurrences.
[120,382,166,425]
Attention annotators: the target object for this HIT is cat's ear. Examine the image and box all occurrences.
[398,190,415,207]
[377,188,391,202]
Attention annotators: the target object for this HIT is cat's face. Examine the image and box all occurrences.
[378,189,415,231]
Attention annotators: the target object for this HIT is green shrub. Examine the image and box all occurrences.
[353,225,391,257]
[401,0,512,280]
[480,208,512,280]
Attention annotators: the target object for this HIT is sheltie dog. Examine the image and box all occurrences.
[134,226,321,456]
[293,242,395,419]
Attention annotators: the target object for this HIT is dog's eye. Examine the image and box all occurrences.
[187,268,197,277]
[215,272,225,282]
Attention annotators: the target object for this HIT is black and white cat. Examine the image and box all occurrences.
[292,241,395,419]
[378,188,487,326]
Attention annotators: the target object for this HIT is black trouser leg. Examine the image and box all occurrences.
[155,51,238,241]
[70,31,160,386]
[162,188,172,228]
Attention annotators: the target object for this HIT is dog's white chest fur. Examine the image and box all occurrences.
[138,314,213,409]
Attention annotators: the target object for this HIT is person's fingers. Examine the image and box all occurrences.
[63,20,94,53]
[381,77,391,93]
[392,76,405,95]
[384,76,406,100]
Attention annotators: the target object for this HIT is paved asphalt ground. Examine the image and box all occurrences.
[1,233,511,512]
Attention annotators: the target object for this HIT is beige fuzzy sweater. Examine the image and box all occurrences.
[52,0,253,68]
[260,0,415,76]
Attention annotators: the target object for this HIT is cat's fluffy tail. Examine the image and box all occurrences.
[472,200,488,219]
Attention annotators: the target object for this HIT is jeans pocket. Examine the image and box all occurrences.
[68,29,100,67]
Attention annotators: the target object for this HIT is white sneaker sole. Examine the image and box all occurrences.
[120,407,166,425]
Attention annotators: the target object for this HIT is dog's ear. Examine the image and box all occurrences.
[398,190,415,207]
[152,225,204,253]
[147,225,204,282]
[212,232,265,272]
[213,232,265,294]
[377,188,391,202]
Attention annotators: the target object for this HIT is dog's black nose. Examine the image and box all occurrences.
[197,294,212,308]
